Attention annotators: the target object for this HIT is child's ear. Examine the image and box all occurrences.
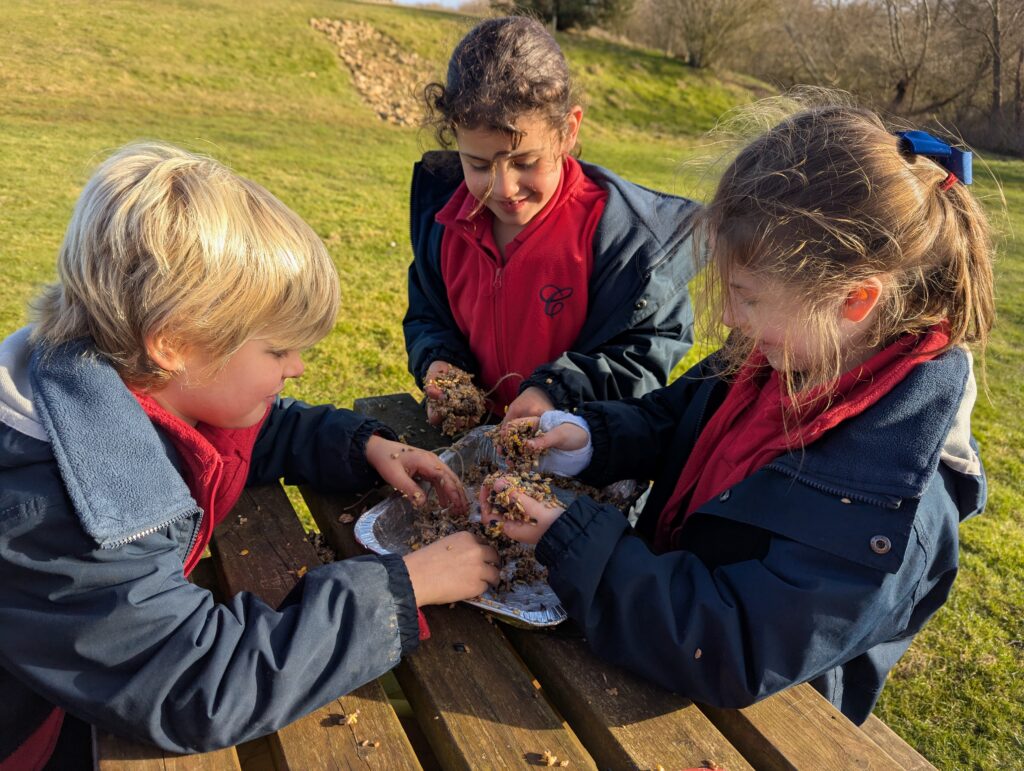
[144,333,184,373]
[562,105,584,152]
[842,277,884,323]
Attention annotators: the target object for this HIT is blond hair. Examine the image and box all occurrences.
[697,102,995,396]
[31,142,340,389]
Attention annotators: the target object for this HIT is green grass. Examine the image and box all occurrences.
[2,1,1021,766]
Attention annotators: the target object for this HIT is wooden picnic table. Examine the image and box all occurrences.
[94,392,938,771]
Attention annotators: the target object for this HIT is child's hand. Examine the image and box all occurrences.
[365,435,468,515]
[479,476,565,545]
[403,532,499,606]
[503,386,555,424]
[423,360,471,428]
[504,415,589,454]
[496,414,592,477]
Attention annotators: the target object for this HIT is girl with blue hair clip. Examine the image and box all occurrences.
[483,104,993,725]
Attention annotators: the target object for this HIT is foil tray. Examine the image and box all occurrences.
[354,426,637,628]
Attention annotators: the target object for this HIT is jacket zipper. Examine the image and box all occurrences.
[104,506,200,549]
[765,461,902,509]
[493,259,507,386]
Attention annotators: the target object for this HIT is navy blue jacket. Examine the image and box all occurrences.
[536,348,985,724]
[0,327,419,758]
[404,151,701,408]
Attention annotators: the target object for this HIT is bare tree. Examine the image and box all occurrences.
[627,0,772,67]
[884,0,943,110]
[949,0,1024,119]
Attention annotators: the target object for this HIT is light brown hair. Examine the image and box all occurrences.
[696,103,995,395]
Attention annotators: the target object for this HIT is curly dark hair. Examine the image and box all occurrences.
[423,16,579,150]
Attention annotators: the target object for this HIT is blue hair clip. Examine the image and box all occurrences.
[896,130,973,185]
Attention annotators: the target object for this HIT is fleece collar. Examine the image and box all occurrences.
[770,345,978,502]
[24,331,199,549]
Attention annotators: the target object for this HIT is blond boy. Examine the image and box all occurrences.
[0,143,496,766]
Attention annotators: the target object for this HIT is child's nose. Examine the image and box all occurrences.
[285,352,305,379]
[494,167,518,198]
[722,300,738,329]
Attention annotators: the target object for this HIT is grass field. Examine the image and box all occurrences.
[2,1,1021,766]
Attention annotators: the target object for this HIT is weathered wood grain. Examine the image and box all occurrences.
[213,483,421,770]
[698,683,905,770]
[505,626,753,771]
[94,727,241,771]
[303,485,596,770]
[353,393,449,450]
[859,714,938,770]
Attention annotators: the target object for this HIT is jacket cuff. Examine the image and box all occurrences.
[351,419,398,483]
[576,406,613,486]
[379,553,420,655]
[536,497,603,567]
[520,369,576,412]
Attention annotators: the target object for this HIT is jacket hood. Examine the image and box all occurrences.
[772,345,984,517]
[0,326,200,548]
[0,326,47,442]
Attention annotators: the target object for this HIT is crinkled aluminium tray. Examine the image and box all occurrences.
[354,426,637,627]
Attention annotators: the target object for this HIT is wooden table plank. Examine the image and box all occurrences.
[302,484,597,770]
[213,484,421,770]
[93,728,241,771]
[698,683,905,770]
[400,604,595,770]
[859,715,937,770]
[353,394,449,450]
[504,626,753,771]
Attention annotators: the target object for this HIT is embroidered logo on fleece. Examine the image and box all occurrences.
[539,285,573,318]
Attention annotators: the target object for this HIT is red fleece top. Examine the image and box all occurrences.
[132,392,266,576]
[653,327,951,553]
[437,156,607,409]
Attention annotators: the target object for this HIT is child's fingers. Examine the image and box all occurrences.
[382,467,428,508]
[478,475,514,518]
[529,423,587,452]
[424,384,445,401]
[403,450,467,513]
[477,483,492,518]
[496,418,539,453]
[499,518,539,542]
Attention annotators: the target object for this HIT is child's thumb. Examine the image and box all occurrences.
[533,424,585,452]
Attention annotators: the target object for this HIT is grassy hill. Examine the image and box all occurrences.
[1,1,1021,766]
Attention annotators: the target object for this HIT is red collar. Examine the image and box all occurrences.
[435,156,585,253]
[652,325,951,552]
[131,391,267,575]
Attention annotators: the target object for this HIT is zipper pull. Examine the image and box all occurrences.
[493,267,503,290]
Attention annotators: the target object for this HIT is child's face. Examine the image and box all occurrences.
[722,268,821,373]
[455,110,580,230]
[154,337,305,428]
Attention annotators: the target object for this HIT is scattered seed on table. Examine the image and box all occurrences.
[239,549,249,556]
[338,513,354,524]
